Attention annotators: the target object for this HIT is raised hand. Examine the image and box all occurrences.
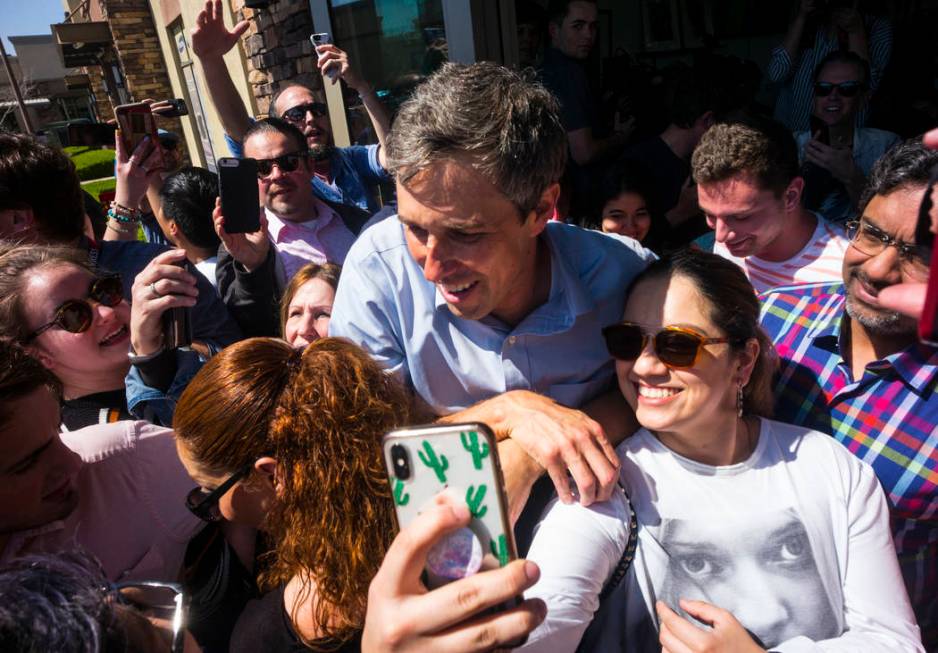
[191,0,249,60]
[213,198,270,273]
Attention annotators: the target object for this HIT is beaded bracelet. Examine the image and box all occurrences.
[106,219,135,235]
[107,208,141,224]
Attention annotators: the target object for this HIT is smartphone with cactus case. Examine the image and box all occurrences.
[383,423,518,594]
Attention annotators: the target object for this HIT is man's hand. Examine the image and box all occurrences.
[804,138,858,184]
[130,249,198,356]
[362,496,546,652]
[831,7,863,34]
[213,198,270,273]
[487,390,620,506]
[315,43,368,91]
[657,600,766,653]
[191,0,248,60]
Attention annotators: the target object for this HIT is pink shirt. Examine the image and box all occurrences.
[0,420,202,582]
[265,199,357,281]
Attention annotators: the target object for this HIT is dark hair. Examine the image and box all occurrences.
[630,249,776,417]
[692,117,800,196]
[547,0,597,25]
[0,132,85,243]
[858,137,938,215]
[0,551,120,652]
[813,50,871,87]
[243,118,309,157]
[668,69,717,129]
[0,339,62,429]
[595,162,664,249]
[158,167,221,251]
[386,62,567,216]
[279,262,341,337]
[0,243,94,343]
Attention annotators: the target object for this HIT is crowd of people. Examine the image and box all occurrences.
[0,0,935,651]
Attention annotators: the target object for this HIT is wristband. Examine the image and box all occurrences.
[106,219,135,235]
[128,343,166,364]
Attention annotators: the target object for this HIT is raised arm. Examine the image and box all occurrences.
[191,0,253,143]
[769,0,815,82]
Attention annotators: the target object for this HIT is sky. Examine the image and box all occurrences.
[0,0,67,54]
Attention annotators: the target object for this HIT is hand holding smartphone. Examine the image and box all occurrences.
[115,102,164,169]
[384,423,519,597]
[310,33,338,81]
[162,259,193,352]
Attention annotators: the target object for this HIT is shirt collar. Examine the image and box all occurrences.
[264,198,339,243]
[808,288,938,394]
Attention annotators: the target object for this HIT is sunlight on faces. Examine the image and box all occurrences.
[0,388,82,535]
[397,158,554,325]
[549,0,597,60]
[843,188,925,336]
[22,264,131,390]
[273,86,333,155]
[244,131,313,217]
[174,439,275,529]
[698,173,800,261]
[813,61,865,128]
[601,192,651,242]
[616,273,752,438]
[284,277,335,348]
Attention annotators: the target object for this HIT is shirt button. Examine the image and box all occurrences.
[507,336,517,346]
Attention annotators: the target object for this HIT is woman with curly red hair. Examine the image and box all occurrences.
[173,336,411,651]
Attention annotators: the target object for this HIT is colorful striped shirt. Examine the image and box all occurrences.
[759,281,938,648]
[713,217,848,294]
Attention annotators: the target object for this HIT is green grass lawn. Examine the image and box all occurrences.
[80,177,116,202]
[66,146,115,181]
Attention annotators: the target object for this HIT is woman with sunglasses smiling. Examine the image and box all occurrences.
[172,337,410,652]
[0,243,199,430]
[518,249,922,652]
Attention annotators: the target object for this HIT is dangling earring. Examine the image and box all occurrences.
[736,383,745,418]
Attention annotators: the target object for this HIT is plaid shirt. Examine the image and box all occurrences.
[760,281,938,647]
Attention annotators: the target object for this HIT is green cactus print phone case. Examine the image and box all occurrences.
[383,423,518,591]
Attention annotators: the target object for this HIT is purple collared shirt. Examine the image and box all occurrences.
[265,199,356,281]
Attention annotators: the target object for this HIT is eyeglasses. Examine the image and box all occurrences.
[281,102,328,122]
[603,322,736,368]
[813,81,864,97]
[110,580,186,653]
[845,219,930,281]
[24,273,124,342]
[255,151,307,178]
[185,463,253,522]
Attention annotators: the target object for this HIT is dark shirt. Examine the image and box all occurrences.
[230,584,360,653]
[61,390,132,431]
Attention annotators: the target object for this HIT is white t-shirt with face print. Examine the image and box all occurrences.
[519,419,923,653]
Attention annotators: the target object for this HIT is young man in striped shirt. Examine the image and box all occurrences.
[693,119,849,294]
[759,138,938,649]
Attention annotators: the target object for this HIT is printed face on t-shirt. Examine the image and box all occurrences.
[657,509,839,647]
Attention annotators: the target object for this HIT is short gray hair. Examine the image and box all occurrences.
[386,62,567,215]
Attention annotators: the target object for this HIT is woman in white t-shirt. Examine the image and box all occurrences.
[520,249,923,652]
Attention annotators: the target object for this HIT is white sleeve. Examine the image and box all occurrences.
[774,458,923,653]
[517,488,630,653]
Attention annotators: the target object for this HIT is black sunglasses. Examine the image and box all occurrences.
[185,463,253,522]
[603,322,736,369]
[281,102,328,122]
[24,274,124,342]
[813,81,863,97]
[255,151,308,178]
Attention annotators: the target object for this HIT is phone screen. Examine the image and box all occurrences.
[218,158,260,234]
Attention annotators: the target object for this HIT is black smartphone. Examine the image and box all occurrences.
[163,261,193,351]
[809,115,830,146]
[217,157,260,234]
[154,98,189,118]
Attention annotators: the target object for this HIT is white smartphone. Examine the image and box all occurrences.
[309,32,337,81]
[383,423,518,592]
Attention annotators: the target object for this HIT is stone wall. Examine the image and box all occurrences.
[230,0,323,117]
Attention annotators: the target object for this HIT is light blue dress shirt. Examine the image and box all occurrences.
[329,218,655,414]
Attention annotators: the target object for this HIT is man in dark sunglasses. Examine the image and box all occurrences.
[191,0,391,214]
[796,50,899,222]
[0,341,201,587]
[759,138,938,649]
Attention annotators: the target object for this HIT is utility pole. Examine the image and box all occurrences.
[0,37,34,133]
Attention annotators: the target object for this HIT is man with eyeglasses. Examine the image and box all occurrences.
[191,0,391,214]
[759,138,938,650]
[795,50,900,222]
[0,340,201,585]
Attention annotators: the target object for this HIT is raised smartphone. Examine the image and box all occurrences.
[115,102,162,166]
[163,261,193,351]
[153,98,189,118]
[217,157,260,234]
[383,423,519,592]
[310,32,338,81]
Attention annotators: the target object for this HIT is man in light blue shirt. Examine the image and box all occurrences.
[330,62,654,512]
